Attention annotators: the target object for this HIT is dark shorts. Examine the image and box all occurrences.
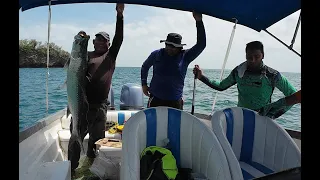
[147,94,183,110]
[68,103,107,171]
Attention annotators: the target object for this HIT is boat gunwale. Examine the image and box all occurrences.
[19,108,66,143]
[19,108,301,143]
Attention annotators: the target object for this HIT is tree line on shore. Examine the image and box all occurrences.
[19,39,70,68]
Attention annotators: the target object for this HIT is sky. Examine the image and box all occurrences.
[19,3,301,73]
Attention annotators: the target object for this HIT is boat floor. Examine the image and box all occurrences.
[72,156,100,180]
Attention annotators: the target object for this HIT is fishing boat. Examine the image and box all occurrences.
[19,84,301,180]
[19,0,301,179]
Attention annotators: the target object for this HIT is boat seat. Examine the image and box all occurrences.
[211,107,301,180]
[121,106,242,180]
[60,110,138,130]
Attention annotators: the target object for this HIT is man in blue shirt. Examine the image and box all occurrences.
[141,11,206,109]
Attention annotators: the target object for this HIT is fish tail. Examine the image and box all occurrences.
[64,58,70,70]
[66,105,71,118]
[68,133,85,154]
[74,124,85,153]
[72,131,85,153]
[59,79,67,89]
[78,137,85,153]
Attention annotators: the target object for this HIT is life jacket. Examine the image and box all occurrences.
[140,146,178,180]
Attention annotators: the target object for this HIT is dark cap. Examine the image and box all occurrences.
[160,33,186,48]
[95,31,110,41]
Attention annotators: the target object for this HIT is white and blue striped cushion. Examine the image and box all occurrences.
[121,106,235,180]
[211,107,301,180]
[106,110,138,125]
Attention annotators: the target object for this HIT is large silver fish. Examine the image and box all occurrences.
[66,32,90,153]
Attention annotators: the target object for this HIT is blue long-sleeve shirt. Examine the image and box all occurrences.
[141,20,206,100]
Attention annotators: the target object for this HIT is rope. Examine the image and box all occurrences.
[209,18,238,116]
[46,0,52,114]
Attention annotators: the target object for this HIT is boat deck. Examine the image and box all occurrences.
[72,156,99,180]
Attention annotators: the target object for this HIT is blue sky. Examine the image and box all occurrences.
[19,3,301,73]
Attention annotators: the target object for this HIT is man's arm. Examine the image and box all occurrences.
[285,90,301,106]
[275,73,297,97]
[259,73,297,118]
[273,73,297,114]
[184,16,206,63]
[141,52,156,86]
[199,69,237,91]
[141,52,157,96]
[108,11,124,61]
[259,90,301,118]
[90,4,124,81]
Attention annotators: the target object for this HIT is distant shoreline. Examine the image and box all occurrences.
[19,39,70,68]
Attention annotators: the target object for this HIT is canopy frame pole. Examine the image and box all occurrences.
[263,29,301,57]
[289,11,301,49]
[209,18,238,117]
[46,0,52,114]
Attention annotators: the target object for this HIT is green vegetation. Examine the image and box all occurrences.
[19,39,70,68]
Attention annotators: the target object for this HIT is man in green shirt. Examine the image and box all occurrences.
[193,41,297,119]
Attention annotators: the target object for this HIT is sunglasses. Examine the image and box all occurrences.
[165,43,179,49]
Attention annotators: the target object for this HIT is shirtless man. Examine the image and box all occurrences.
[68,3,124,177]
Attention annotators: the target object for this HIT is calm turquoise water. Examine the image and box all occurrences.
[19,67,301,131]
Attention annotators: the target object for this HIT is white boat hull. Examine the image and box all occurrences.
[19,108,301,180]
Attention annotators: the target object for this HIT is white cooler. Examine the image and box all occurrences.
[90,139,122,180]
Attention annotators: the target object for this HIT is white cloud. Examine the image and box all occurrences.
[19,7,301,73]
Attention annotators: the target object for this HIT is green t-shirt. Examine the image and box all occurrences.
[200,62,297,113]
